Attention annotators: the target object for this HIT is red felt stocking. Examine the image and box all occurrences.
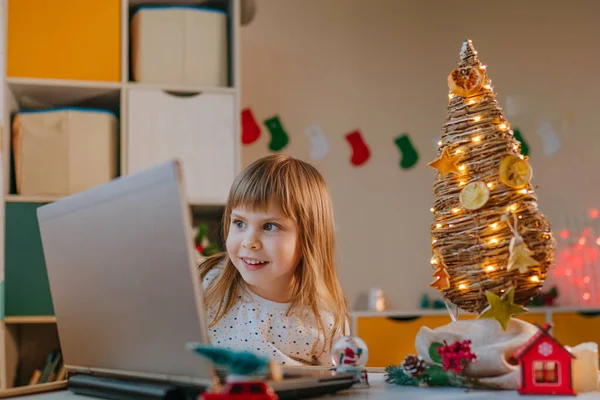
[241,108,261,145]
[345,130,371,166]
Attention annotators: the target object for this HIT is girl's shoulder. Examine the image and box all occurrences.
[201,259,225,290]
[312,304,351,337]
[296,304,342,328]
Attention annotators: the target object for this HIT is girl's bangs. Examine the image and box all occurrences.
[229,172,296,218]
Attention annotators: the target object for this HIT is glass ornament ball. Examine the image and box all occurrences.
[331,336,369,368]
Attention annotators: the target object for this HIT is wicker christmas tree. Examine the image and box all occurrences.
[428,39,556,320]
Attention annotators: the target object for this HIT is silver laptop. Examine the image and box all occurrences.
[37,159,355,399]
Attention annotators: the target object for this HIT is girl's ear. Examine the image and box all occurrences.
[293,241,303,262]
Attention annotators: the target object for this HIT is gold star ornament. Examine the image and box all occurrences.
[478,287,528,330]
[428,148,461,176]
[507,236,539,273]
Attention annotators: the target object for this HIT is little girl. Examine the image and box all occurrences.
[199,154,349,367]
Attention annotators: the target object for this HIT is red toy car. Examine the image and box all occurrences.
[202,381,278,400]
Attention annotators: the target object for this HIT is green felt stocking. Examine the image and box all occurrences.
[263,115,290,152]
[394,134,419,169]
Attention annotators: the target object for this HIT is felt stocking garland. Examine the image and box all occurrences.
[241,108,261,145]
[264,115,290,152]
[345,130,370,166]
[304,124,330,160]
[394,133,419,169]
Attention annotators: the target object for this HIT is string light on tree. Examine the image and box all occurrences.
[427,39,556,322]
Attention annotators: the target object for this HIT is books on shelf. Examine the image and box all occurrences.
[28,349,65,385]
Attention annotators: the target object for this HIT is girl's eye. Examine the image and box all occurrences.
[263,223,279,232]
[233,220,245,229]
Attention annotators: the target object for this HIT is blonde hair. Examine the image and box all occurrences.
[199,154,349,358]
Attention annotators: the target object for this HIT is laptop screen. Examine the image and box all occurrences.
[37,160,214,386]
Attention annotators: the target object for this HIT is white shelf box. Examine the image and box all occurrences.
[126,89,236,204]
[12,107,119,197]
[130,5,229,87]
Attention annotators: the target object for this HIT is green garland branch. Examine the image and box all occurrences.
[385,340,501,391]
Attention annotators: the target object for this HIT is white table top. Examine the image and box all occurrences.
[13,374,600,399]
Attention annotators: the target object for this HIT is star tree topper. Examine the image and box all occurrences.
[478,287,528,330]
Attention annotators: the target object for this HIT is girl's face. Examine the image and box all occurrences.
[226,205,300,303]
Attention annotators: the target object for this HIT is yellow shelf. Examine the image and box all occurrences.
[0,380,67,397]
[3,316,56,324]
[4,195,62,204]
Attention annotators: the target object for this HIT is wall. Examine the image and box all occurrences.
[240,0,600,309]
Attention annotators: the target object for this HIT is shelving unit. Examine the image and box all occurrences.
[0,0,241,389]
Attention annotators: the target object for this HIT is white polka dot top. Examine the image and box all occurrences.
[201,266,345,367]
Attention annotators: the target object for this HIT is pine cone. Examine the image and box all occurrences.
[400,355,427,378]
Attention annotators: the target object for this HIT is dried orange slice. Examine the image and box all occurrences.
[499,155,532,189]
[447,66,484,97]
[459,181,490,210]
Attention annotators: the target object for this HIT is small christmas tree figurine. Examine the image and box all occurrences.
[187,343,282,400]
[428,39,556,321]
[186,343,281,380]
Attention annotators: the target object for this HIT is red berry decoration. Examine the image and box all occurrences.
[436,340,477,373]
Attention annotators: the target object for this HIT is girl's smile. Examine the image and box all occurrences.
[240,257,270,271]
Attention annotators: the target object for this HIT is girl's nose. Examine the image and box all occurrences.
[242,233,262,250]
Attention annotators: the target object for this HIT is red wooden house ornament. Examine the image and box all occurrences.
[513,323,575,396]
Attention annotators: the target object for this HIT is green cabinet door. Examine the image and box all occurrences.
[4,202,54,316]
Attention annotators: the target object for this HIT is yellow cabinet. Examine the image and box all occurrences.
[7,0,121,81]
[356,315,461,367]
[552,312,600,347]
[515,312,547,326]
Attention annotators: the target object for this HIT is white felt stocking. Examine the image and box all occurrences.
[304,124,330,160]
[537,121,561,156]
